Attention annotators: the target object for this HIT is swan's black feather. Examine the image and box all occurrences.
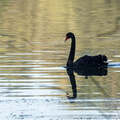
[74,55,108,67]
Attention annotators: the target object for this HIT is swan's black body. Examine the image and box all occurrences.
[65,32,108,67]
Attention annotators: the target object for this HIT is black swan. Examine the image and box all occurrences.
[64,32,108,67]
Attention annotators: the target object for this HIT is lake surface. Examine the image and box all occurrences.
[0,0,120,120]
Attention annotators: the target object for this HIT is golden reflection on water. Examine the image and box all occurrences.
[0,0,120,119]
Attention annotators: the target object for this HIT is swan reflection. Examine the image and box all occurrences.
[66,66,108,100]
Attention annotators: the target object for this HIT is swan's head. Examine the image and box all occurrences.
[64,32,74,42]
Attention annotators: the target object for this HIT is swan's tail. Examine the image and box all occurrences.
[92,54,108,66]
[97,54,107,62]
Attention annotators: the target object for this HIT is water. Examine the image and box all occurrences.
[0,0,120,120]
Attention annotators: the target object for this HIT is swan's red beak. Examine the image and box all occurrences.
[64,36,69,42]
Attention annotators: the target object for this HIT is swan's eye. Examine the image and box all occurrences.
[67,35,70,38]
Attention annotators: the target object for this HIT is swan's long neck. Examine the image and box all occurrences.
[67,35,76,66]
